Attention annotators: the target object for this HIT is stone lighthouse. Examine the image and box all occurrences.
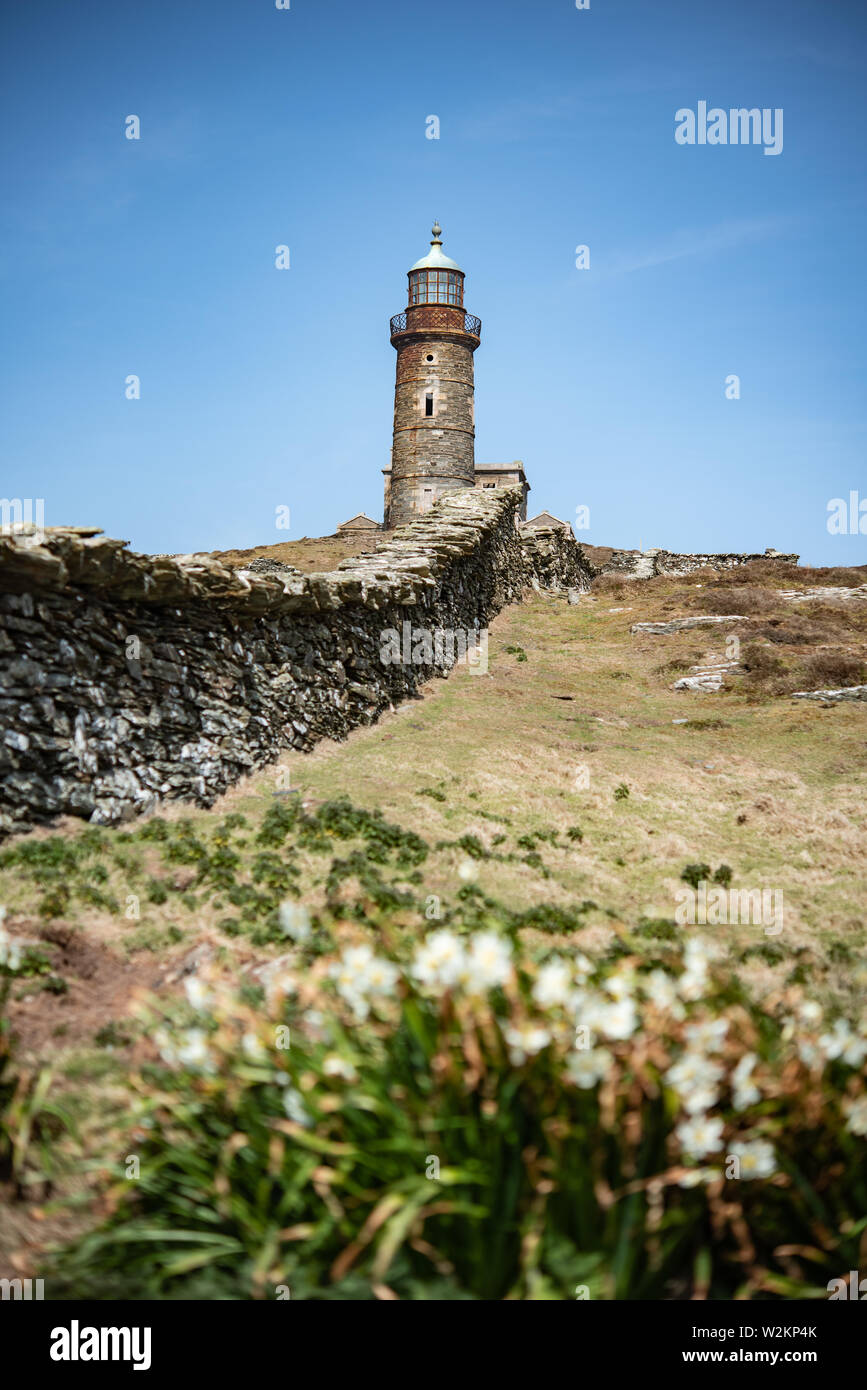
[384,223,482,528]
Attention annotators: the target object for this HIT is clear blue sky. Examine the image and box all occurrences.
[1,0,865,564]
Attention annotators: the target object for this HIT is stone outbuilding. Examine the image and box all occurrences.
[336,512,382,535]
[521,510,573,536]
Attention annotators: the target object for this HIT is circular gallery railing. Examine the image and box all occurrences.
[390,309,482,341]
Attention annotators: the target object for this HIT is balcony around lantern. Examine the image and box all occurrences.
[390,305,482,345]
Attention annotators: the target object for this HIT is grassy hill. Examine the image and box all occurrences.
[2,559,866,1298]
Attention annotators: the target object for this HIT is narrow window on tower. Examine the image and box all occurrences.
[425,392,434,417]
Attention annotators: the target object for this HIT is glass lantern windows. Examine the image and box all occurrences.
[408,270,463,306]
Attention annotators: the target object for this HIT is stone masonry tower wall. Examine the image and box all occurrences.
[387,225,481,527]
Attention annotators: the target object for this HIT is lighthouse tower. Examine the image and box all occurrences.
[385,224,482,528]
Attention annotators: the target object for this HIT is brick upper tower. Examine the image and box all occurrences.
[385,223,481,527]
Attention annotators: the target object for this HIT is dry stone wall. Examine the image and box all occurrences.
[0,487,592,837]
[601,547,799,580]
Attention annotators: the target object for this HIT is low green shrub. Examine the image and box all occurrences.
[44,920,867,1301]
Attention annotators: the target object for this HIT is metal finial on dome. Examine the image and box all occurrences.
[409,222,462,273]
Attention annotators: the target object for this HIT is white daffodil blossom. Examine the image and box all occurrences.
[0,915,20,971]
[666,1053,724,1115]
[679,937,723,1002]
[684,1018,728,1053]
[797,1038,822,1068]
[278,901,312,943]
[676,1114,725,1159]
[678,1167,719,1188]
[798,1000,823,1026]
[594,997,638,1041]
[303,1009,330,1044]
[241,1031,267,1062]
[572,953,593,985]
[818,1018,867,1065]
[532,958,572,1009]
[323,1055,358,1082]
[504,1022,552,1065]
[462,932,513,995]
[731,1052,760,1110]
[412,930,467,990]
[843,1095,867,1137]
[565,1048,613,1090]
[642,969,685,1018]
[183,976,211,1011]
[729,1138,776,1179]
[568,986,591,1020]
[154,1028,179,1067]
[175,1027,217,1074]
[282,1086,311,1127]
[604,968,636,1001]
[330,944,399,1019]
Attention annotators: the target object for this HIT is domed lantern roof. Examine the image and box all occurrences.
[409,222,463,273]
[406,223,465,308]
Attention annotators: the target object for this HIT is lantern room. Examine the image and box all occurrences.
[407,222,465,307]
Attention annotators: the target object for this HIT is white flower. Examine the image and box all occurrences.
[667,1053,723,1114]
[282,1086,311,1127]
[684,937,723,967]
[573,953,593,984]
[678,1167,718,1188]
[533,959,572,1008]
[175,1027,216,1074]
[843,1095,867,1137]
[676,1114,725,1159]
[568,987,591,1019]
[642,969,684,1017]
[463,932,513,995]
[241,1031,266,1062]
[732,1052,760,1110]
[0,919,18,971]
[457,859,478,882]
[323,1055,358,1082]
[184,976,211,1011]
[685,1018,728,1053]
[303,1009,330,1043]
[594,997,637,1041]
[566,1048,613,1090]
[504,1022,551,1065]
[798,1038,822,1068]
[605,968,636,1001]
[818,1018,862,1062]
[330,944,399,1018]
[412,930,467,990]
[679,968,708,1002]
[278,901,312,943]
[843,1035,867,1067]
[261,961,298,1006]
[363,955,400,995]
[154,1027,178,1066]
[679,938,723,1001]
[729,1138,776,1179]
[798,1000,823,1026]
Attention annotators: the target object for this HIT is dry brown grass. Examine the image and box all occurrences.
[799,650,867,688]
[699,586,780,616]
[209,532,390,574]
